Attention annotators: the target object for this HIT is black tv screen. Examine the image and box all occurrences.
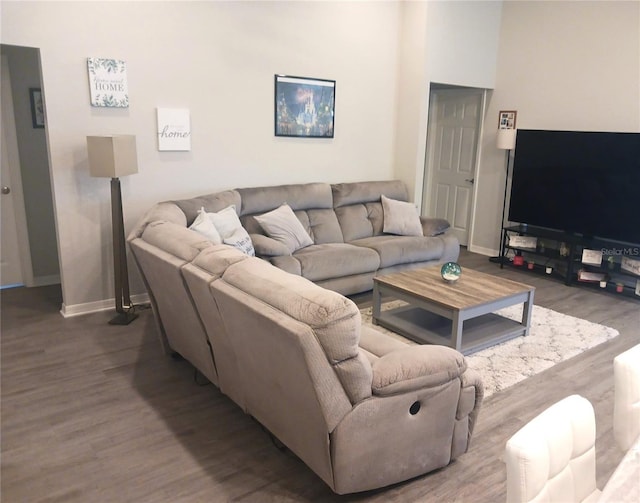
[508,130,640,244]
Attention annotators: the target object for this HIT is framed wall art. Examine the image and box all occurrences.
[274,75,335,138]
[29,88,45,128]
[156,108,191,151]
[87,57,129,108]
[498,110,517,130]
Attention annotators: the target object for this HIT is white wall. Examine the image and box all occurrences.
[426,0,502,89]
[472,0,640,255]
[3,0,636,310]
[394,0,502,204]
[1,1,401,311]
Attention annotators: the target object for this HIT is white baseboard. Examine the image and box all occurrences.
[61,293,150,318]
[468,244,498,257]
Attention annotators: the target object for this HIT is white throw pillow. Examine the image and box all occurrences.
[254,203,314,253]
[381,195,423,237]
[224,229,255,256]
[208,205,242,238]
[188,207,222,244]
[208,205,255,256]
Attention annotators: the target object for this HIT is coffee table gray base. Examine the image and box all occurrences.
[372,286,534,356]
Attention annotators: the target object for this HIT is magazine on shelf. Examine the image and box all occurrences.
[577,269,606,283]
[621,256,640,276]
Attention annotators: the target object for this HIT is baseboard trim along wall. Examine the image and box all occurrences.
[467,244,497,257]
[60,293,150,318]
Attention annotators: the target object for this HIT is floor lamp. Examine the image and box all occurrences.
[87,135,139,325]
[496,128,517,265]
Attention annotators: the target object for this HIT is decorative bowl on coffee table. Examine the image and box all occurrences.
[441,262,462,283]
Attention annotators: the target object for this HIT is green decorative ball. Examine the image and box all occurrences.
[441,262,462,283]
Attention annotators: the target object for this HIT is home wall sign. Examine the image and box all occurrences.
[156,108,191,151]
[87,57,129,108]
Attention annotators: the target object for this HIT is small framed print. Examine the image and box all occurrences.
[29,88,45,128]
[499,110,517,130]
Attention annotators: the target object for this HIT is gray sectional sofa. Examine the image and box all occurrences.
[127,180,482,494]
[167,179,459,295]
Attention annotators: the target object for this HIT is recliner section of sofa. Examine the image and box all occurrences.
[182,246,482,494]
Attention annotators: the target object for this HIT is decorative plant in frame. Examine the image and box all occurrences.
[87,57,129,108]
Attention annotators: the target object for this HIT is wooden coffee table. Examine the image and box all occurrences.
[372,266,535,355]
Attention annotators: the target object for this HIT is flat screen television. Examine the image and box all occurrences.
[508,129,640,244]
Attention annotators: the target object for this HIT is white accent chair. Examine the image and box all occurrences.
[614,344,640,451]
[504,395,601,503]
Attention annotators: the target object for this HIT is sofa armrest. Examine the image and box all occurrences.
[458,368,484,435]
[371,345,466,396]
[250,233,291,257]
[420,216,450,236]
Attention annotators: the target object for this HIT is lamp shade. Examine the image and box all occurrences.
[496,129,517,150]
[87,135,138,178]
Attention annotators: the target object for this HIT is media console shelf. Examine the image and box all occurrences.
[499,225,640,300]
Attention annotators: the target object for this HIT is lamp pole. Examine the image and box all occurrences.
[499,148,512,267]
[491,127,517,265]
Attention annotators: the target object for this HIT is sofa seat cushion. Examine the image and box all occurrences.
[293,243,380,282]
[350,235,445,268]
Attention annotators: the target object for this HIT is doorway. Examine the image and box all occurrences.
[422,85,485,247]
[0,44,60,289]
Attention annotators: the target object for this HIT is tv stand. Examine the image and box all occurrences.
[498,225,640,300]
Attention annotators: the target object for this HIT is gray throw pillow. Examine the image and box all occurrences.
[255,203,314,253]
[381,195,423,237]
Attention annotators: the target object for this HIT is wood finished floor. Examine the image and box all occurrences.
[2,249,639,502]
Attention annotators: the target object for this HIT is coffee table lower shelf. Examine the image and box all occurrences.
[374,305,529,356]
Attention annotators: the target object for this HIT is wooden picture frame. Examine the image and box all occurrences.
[29,88,45,128]
[498,110,517,130]
[274,75,335,138]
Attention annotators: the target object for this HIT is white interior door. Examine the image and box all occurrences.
[423,89,483,246]
[1,55,28,288]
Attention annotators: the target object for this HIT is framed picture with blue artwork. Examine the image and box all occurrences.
[274,75,335,138]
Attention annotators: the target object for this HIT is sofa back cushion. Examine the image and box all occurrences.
[141,220,214,261]
[172,189,242,226]
[237,183,344,244]
[332,180,409,242]
[127,202,189,240]
[182,245,250,409]
[219,257,372,405]
[129,237,218,384]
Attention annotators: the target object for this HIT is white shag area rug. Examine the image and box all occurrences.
[360,302,619,397]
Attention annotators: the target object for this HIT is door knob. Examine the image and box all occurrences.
[465,178,475,184]
[1,186,10,194]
